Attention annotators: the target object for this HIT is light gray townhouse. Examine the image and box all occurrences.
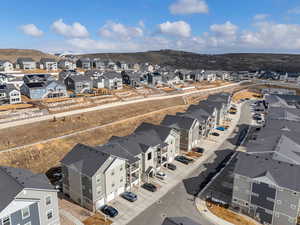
[16,58,36,70]
[161,115,199,152]
[0,60,13,72]
[85,70,105,89]
[39,58,57,70]
[0,84,21,104]
[232,152,300,225]
[76,58,91,70]
[61,144,127,211]
[64,75,92,93]
[94,59,106,70]
[58,59,76,70]
[0,166,60,225]
[103,71,123,90]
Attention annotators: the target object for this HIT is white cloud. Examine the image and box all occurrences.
[20,24,43,37]
[99,21,143,41]
[139,20,145,29]
[210,21,238,37]
[158,21,191,38]
[253,14,269,20]
[51,19,89,38]
[288,7,300,15]
[169,0,208,15]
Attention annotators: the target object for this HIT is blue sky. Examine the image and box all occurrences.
[1,0,300,53]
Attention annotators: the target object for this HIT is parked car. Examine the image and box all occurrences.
[175,156,189,165]
[211,132,220,136]
[164,163,177,171]
[101,205,119,217]
[156,171,167,180]
[121,191,138,202]
[182,155,194,162]
[142,183,157,192]
[216,127,225,131]
[193,147,205,154]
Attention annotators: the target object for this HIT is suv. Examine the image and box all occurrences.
[193,147,205,154]
[164,163,177,170]
[175,156,190,165]
[142,183,157,192]
[101,205,119,217]
[121,192,138,202]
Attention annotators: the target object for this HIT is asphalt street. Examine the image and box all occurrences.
[128,102,252,225]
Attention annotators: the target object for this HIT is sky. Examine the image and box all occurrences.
[2,0,300,54]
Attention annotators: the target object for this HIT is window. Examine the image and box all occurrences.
[96,174,101,183]
[22,206,30,219]
[120,166,123,171]
[112,183,115,188]
[2,216,10,225]
[47,209,53,220]
[120,178,123,183]
[46,196,51,205]
[147,152,152,160]
[111,171,114,176]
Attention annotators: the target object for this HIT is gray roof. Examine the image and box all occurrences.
[207,92,231,104]
[0,166,54,212]
[103,71,122,79]
[234,152,300,192]
[267,107,300,121]
[17,57,35,62]
[60,144,111,177]
[177,109,209,122]
[40,58,56,63]
[68,74,91,82]
[0,84,17,94]
[161,115,196,130]
[135,122,175,142]
[162,217,201,225]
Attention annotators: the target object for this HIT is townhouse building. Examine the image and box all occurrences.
[64,75,92,93]
[0,166,60,225]
[16,58,36,70]
[102,71,123,90]
[58,59,76,70]
[0,60,13,72]
[0,84,21,105]
[39,58,57,70]
[161,115,199,152]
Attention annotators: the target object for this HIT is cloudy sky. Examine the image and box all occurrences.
[2,0,300,53]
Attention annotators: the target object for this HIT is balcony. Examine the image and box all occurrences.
[130,163,140,173]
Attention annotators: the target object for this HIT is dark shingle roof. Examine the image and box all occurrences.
[235,152,300,192]
[103,71,122,79]
[161,115,196,130]
[134,122,174,142]
[60,144,111,177]
[0,166,54,212]
[162,217,201,225]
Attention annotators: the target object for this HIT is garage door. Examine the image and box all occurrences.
[117,186,125,195]
[107,192,115,202]
[95,198,105,210]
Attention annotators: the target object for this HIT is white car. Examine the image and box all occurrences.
[156,171,167,180]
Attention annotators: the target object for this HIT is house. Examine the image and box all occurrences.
[147,72,162,86]
[58,59,76,70]
[161,72,182,86]
[76,58,91,70]
[103,71,123,90]
[0,84,21,104]
[105,61,118,70]
[161,115,199,152]
[61,144,127,211]
[286,72,300,83]
[232,152,300,225]
[85,70,105,88]
[16,58,36,70]
[203,71,217,82]
[128,63,140,71]
[0,60,13,72]
[207,93,232,125]
[40,58,57,70]
[94,59,106,70]
[58,70,80,81]
[0,166,60,225]
[64,75,92,93]
[121,71,142,88]
[117,61,128,70]
[0,74,23,88]
[21,75,67,99]
[162,217,201,225]
[141,63,154,72]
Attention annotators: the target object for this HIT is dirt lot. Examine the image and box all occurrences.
[0,103,187,173]
[207,202,259,225]
[232,89,262,102]
[0,97,184,150]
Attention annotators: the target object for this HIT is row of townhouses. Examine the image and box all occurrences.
[232,93,300,225]
[60,92,232,211]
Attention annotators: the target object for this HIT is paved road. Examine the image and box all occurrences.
[128,103,252,225]
[0,82,248,130]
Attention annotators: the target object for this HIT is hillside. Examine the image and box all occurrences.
[0,49,58,63]
[75,50,300,72]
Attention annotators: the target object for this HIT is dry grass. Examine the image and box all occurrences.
[207,202,259,225]
[83,213,112,225]
[232,90,262,103]
[0,103,33,111]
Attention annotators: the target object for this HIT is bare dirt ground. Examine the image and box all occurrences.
[0,103,187,173]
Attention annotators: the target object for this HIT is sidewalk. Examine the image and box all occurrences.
[111,103,244,225]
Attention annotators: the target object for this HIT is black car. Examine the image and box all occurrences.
[101,205,119,217]
[211,132,220,136]
[121,191,138,202]
[142,183,157,192]
[164,163,177,170]
[182,155,194,162]
[193,147,205,153]
[175,156,189,165]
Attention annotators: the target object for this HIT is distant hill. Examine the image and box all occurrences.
[74,49,300,72]
[0,49,58,63]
